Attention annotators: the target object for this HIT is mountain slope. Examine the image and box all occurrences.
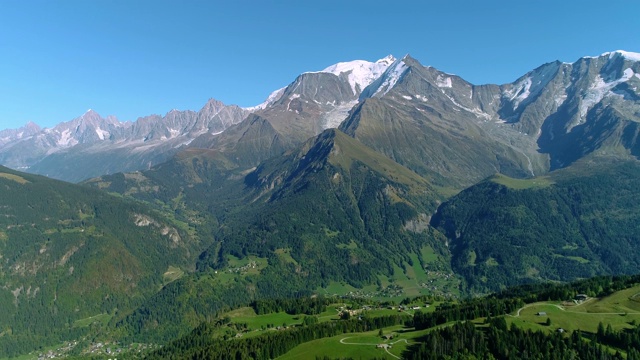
[336,51,640,188]
[0,165,208,356]
[185,56,396,169]
[86,129,454,341]
[340,55,534,187]
[431,158,640,293]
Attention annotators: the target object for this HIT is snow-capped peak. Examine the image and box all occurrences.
[368,58,409,97]
[307,56,395,95]
[244,87,286,111]
[376,55,396,66]
[584,50,640,62]
[607,50,640,62]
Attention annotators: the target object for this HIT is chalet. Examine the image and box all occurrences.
[536,312,547,316]
[575,294,588,301]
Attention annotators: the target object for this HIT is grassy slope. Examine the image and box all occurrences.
[508,284,640,334]
[489,173,553,189]
[274,284,640,359]
[277,326,419,360]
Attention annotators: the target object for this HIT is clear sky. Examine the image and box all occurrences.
[1,0,638,130]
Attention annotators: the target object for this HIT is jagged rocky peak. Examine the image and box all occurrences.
[22,121,42,133]
[359,56,409,99]
[199,98,229,114]
[502,61,564,112]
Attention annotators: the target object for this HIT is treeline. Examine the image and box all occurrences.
[496,274,640,303]
[251,296,330,315]
[595,321,640,358]
[405,318,639,360]
[412,297,524,330]
[147,314,409,359]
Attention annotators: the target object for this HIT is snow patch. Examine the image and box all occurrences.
[443,92,492,120]
[505,77,532,110]
[580,68,636,118]
[555,93,568,107]
[439,89,492,120]
[503,62,561,111]
[95,127,109,140]
[372,60,408,96]
[415,95,428,102]
[245,87,286,111]
[287,93,301,112]
[436,75,452,88]
[402,95,413,100]
[321,100,358,129]
[57,129,77,147]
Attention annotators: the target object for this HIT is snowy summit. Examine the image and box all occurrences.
[309,55,396,95]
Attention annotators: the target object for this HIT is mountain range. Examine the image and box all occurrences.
[0,50,639,356]
[2,51,639,185]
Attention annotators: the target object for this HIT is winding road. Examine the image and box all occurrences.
[339,337,414,359]
[510,298,640,317]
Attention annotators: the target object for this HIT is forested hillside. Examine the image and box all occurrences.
[0,165,206,356]
[432,159,640,293]
[103,130,457,342]
[148,274,640,359]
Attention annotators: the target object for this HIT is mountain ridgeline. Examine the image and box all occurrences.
[0,50,639,355]
[3,51,639,185]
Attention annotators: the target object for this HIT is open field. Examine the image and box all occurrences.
[225,307,304,330]
[277,325,428,360]
[162,265,184,285]
[490,173,553,189]
[73,313,112,328]
[508,285,640,334]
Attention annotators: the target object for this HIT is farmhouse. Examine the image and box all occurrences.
[575,294,588,301]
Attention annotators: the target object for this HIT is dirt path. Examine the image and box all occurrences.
[511,300,640,317]
[339,337,414,360]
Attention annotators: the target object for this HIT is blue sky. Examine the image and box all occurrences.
[1,0,638,130]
